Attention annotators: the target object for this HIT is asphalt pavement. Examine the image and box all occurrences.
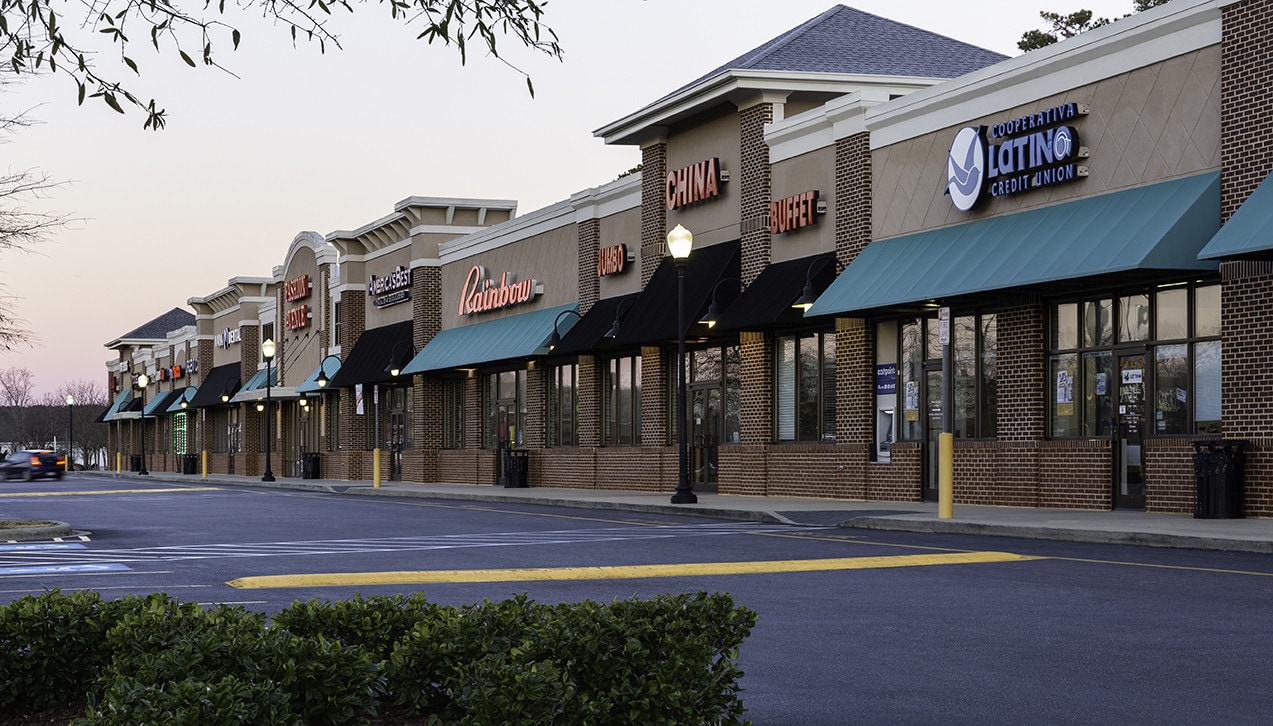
[7,469,1273,554]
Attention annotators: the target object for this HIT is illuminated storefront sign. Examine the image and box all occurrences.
[284,274,311,303]
[368,266,412,309]
[458,265,540,315]
[945,102,1089,211]
[285,304,312,330]
[666,157,727,210]
[770,191,822,235]
[215,326,241,349]
[597,244,629,277]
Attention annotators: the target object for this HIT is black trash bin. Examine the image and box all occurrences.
[1192,440,1247,519]
[129,454,143,472]
[501,448,529,488]
[302,453,321,480]
[182,454,198,475]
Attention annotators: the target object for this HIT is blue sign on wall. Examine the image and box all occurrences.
[876,364,898,395]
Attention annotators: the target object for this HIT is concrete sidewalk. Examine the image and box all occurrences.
[50,469,1273,554]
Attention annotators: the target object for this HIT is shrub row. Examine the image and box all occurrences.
[0,590,757,724]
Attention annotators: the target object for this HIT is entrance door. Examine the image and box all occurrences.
[1115,352,1147,509]
[922,367,943,501]
[388,388,407,481]
[689,385,721,491]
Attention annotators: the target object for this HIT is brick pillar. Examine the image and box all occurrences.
[1221,0,1273,222]
[577,356,602,447]
[525,364,547,449]
[1220,260,1273,437]
[835,131,872,267]
[464,373,484,450]
[339,284,367,478]
[838,318,874,445]
[197,338,214,454]
[739,102,774,285]
[641,142,669,286]
[412,265,442,480]
[738,332,771,446]
[640,346,668,446]
[996,301,1045,506]
[578,218,601,315]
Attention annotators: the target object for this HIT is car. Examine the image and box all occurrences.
[0,450,66,481]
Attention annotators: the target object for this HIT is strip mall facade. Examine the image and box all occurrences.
[104,0,1273,517]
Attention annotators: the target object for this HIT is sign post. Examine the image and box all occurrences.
[938,307,954,519]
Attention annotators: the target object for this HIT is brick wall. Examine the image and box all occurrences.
[738,332,771,447]
[525,365,547,449]
[739,103,773,285]
[718,445,767,496]
[1039,440,1110,510]
[641,143,669,285]
[339,289,367,480]
[640,346,668,447]
[1221,0,1273,222]
[578,219,601,314]
[868,442,922,501]
[835,132,871,267]
[1145,439,1195,514]
[577,356,602,447]
[997,302,1045,441]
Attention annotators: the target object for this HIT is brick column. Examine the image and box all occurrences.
[577,356,602,447]
[464,373,484,450]
[578,218,601,315]
[1221,0,1273,222]
[640,346,668,446]
[525,365,547,449]
[738,332,771,446]
[995,301,1045,506]
[640,142,669,286]
[739,102,774,285]
[835,132,872,267]
[838,318,874,445]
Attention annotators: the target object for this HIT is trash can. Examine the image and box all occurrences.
[182,454,198,475]
[302,453,321,480]
[501,448,529,488]
[129,454,143,472]
[1192,440,1247,519]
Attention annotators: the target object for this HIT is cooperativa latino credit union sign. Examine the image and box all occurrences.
[945,102,1089,211]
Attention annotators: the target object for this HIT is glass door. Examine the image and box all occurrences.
[388,388,407,481]
[1115,352,1147,509]
[922,366,943,501]
[690,385,721,491]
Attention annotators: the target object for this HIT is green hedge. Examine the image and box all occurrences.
[0,590,756,725]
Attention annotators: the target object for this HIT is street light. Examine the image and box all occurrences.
[667,224,696,504]
[261,339,276,482]
[545,309,581,351]
[315,354,341,389]
[135,373,150,476]
[65,394,74,473]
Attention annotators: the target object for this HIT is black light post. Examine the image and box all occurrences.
[65,394,74,473]
[136,373,150,476]
[667,224,697,504]
[545,309,582,351]
[262,339,276,482]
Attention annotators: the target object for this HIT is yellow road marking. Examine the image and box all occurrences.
[228,551,1039,589]
[0,487,221,498]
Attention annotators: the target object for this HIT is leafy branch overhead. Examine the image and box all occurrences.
[0,0,563,129]
[1017,0,1171,52]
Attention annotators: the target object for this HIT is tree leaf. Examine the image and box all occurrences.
[179,50,195,68]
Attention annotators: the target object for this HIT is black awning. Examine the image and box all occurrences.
[188,363,243,408]
[329,320,414,388]
[613,240,741,346]
[144,389,185,417]
[551,293,642,356]
[92,407,110,423]
[714,252,837,331]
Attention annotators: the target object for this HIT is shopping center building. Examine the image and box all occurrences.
[103,0,1273,516]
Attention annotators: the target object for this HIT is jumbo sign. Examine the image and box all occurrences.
[597,244,629,277]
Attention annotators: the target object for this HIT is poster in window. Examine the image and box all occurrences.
[1056,369,1074,416]
[905,381,919,422]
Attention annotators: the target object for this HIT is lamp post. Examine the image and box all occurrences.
[546,309,582,351]
[136,373,150,476]
[667,224,697,504]
[262,339,276,482]
[65,394,74,473]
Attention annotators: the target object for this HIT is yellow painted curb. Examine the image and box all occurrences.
[229,551,1040,589]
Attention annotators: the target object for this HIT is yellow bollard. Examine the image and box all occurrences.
[116,451,122,476]
[201,450,208,479]
[938,432,954,519]
[373,448,382,488]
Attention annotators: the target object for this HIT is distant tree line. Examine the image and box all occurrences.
[0,367,108,468]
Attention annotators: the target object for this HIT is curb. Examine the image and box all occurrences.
[0,521,74,542]
[842,516,1273,554]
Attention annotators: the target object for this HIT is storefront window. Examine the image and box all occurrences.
[487,370,525,448]
[604,356,640,446]
[775,331,835,442]
[442,377,464,449]
[1050,283,1219,438]
[549,363,578,447]
[898,313,995,441]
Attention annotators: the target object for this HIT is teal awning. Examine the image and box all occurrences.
[144,389,184,416]
[240,368,277,391]
[807,172,1220,317]
[166,386,197,413]
[402,304,577,374]
[1198,170,1273,259]
[102,388,133,422]
[296,358,342,394]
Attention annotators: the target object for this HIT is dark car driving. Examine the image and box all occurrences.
[0,450,66,481]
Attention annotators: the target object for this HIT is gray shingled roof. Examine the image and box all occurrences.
[669,5,1008,97]
[112,307,195,342]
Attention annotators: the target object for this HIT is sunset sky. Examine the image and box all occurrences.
[0,0,1139,401]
